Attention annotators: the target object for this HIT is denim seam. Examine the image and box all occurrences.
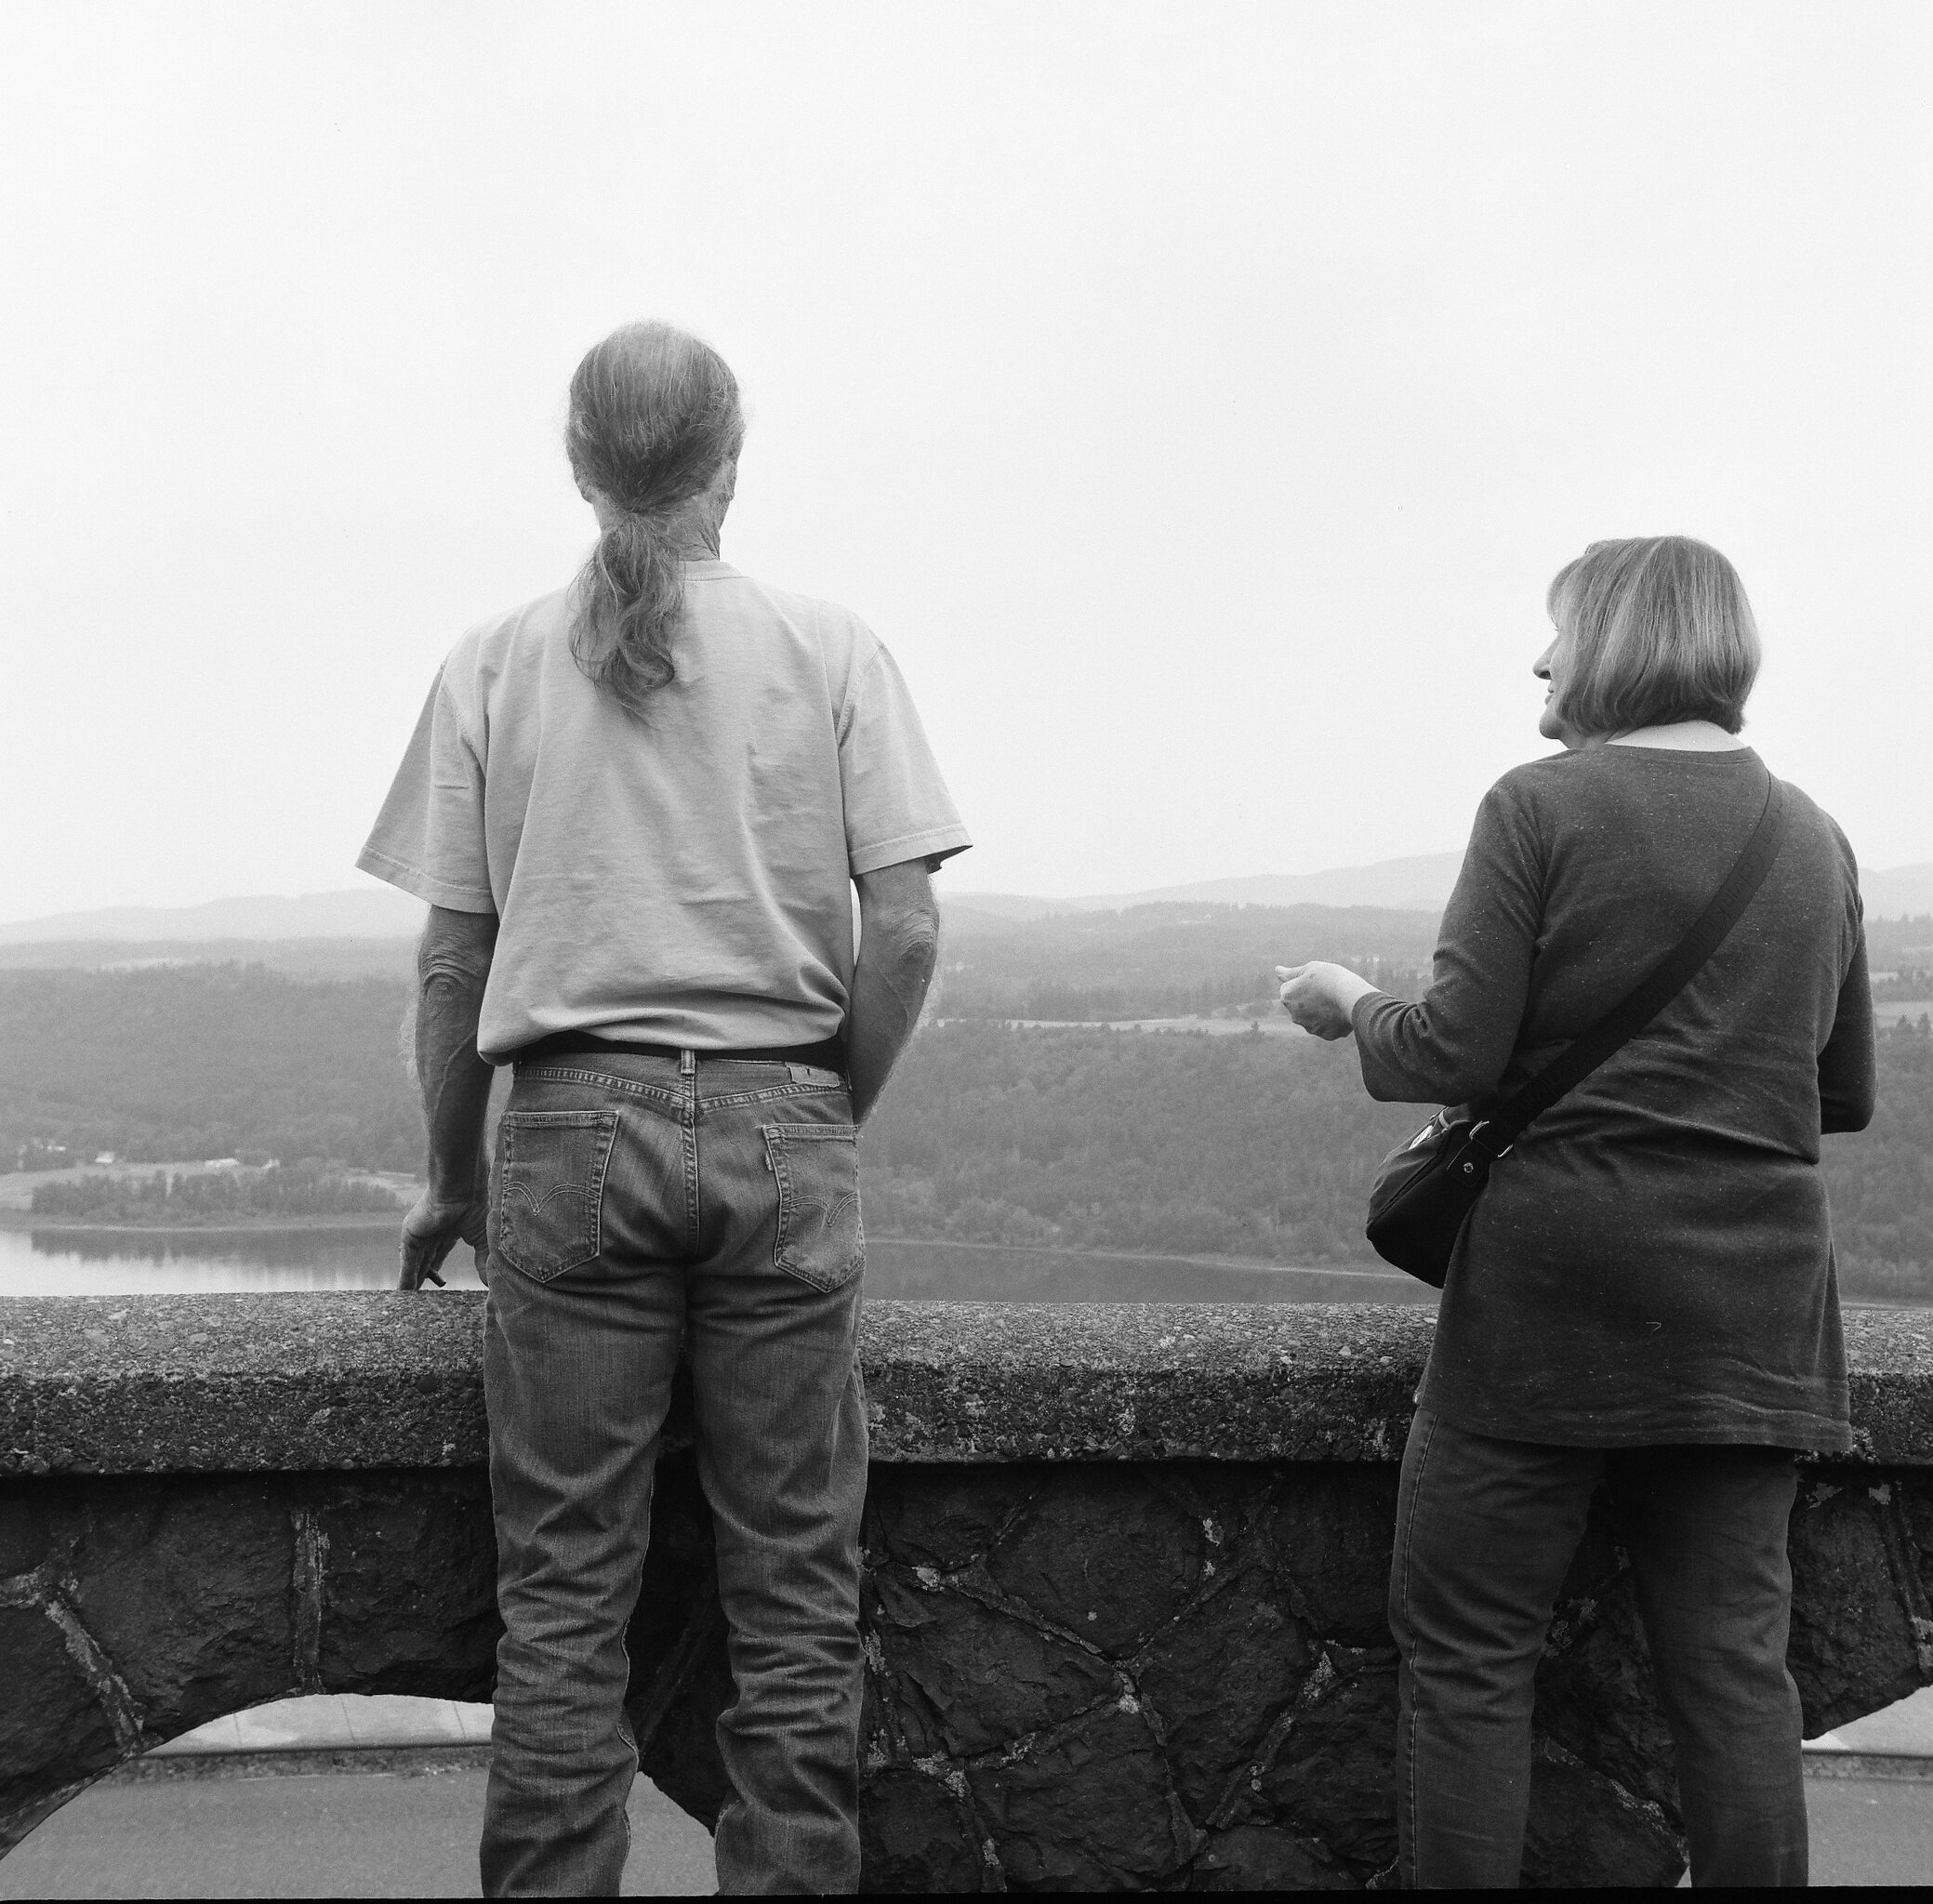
[514,1065,684,1112]
[682,1066,702,1256]
[1398,1408,1440,1890]
[764,1128,794,1277]
[699,1083,848,1110]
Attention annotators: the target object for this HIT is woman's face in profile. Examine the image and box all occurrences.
[1533,626,1581,747]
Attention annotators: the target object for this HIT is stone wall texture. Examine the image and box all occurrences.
[4,1293,1932,1888]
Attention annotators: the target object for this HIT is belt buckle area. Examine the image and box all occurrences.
[787,1063,843,1087]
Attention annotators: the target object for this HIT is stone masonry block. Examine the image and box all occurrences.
[1239,1646,1399,1882]
[983,1467,1205,1656]
[1257,1467,1402,1645]
[870,1568,1117,1760]
[0,1606,121,1833]
[1787,1472,1926,1730]
[64,1476,295,1739]
[1518,1735,1684,1889]
[857,1763,987,1895]
[965,1699,1198,1891]
[313,1473,498,1699]
[0,1486,53,1580]
[1535,1573,1680,1820]
[637,1634,735,1832]
[626,1450,718,1694]
[1187,1822,1357,1891]
[1133,1557,1312,1823]
[865,1466,1026,1573]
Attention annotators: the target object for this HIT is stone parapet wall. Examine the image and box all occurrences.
[4,1294,1932,1888]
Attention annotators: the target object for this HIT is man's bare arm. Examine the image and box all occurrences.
[847,860,942,1125]
[401,904,499,1290]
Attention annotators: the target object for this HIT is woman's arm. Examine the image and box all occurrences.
[1820,930,1877,1134]
[1344,782,1544,1104]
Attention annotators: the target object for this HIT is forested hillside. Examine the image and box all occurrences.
[32,1168,403,1223]
[938,901,1437,1020]
[3,944,1929,1300]
[869,1024,1421,1259]
[872,1020,1933,1299]
[0,966,419,1172]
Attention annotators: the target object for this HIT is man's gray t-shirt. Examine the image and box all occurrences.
[358,560,971,1062]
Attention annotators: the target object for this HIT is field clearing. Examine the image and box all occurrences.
[953,1013,1317,1041]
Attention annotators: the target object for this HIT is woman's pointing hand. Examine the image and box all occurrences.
[1277,962,1380,1041]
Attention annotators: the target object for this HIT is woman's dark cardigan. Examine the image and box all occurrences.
[1353,745,1874,1451]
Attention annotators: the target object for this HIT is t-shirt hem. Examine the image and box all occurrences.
[849,826,973,877]
[1418,1378,1855,1453]
[354,847,496,916]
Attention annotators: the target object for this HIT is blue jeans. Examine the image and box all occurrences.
[479,1051,869,1897]
[1389,1408,1806,1888]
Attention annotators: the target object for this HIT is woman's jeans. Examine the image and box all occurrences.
[478,1051,869,1897]
[1389,1408,1805,1889]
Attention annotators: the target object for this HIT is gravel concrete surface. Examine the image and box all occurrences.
[0,1768,718,1898]
[5,1762,1931,1895]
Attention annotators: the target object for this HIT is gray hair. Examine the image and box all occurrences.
[1547,536,1762,737]
[564,322,746,717]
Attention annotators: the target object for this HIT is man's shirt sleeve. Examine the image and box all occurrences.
[838,640,973,877]
[355,670,497,914]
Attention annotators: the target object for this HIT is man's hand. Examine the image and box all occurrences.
[400,1187,489,1291]
[1277,961,1380,1041]
[403,905,499,1292]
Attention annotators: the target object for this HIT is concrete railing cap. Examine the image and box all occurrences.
[3,1293,1929,1475]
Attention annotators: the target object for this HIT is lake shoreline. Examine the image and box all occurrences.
[0,1210,406,1236]
[867,1232,1405,1280]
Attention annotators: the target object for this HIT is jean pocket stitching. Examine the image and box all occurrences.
[761,1124,863,1293]
[496,1108,618,1283]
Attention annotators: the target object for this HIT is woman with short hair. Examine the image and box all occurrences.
[1279,536,1874,1888]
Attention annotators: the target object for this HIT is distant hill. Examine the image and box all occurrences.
[1861,865,1933,921]
[5,847,1928,951]
[948,853,1465,920]
[0,937,417,980]
[954,852,1933,923]
[0,887,425,945]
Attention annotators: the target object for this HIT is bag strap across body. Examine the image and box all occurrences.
[1466,770,1789,1160]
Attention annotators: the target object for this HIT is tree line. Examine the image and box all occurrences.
[3,952,1928,1302]
[871,1019,1933,1302]
[30,1168,404,1223]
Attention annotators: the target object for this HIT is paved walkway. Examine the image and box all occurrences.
[0,1770,715,1897]
[3,1690,1928,1895]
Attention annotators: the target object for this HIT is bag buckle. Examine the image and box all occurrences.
[1465,1119,1514,1161]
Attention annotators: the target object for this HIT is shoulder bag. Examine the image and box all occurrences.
[1364,773,1789,1288]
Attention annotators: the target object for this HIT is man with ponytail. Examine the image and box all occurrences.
[358,321,970,1895]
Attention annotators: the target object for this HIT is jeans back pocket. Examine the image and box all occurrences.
[494,1108,619,1283]
[761,1124,864,1292]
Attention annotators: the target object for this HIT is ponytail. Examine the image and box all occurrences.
[563,322,745,718]
[573,513,687,715]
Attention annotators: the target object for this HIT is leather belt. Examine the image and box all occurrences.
[509,1031,846,1071]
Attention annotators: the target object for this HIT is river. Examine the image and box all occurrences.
[0,1224,1436,1304]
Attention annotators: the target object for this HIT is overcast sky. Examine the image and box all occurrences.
[3,1,1929,922]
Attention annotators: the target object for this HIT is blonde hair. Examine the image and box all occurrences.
[564,322,746,717]
[1546,536,1761,737]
